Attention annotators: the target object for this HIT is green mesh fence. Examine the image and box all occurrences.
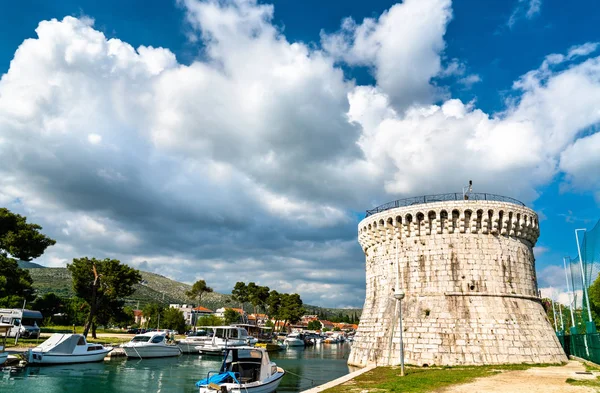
[566,334,600,364]
[568,256,587,332]
[566,219,600,334]
[582,220,600,294]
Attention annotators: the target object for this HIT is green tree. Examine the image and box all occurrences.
[197,314,224,327]
[64,297,88,326]
[163,307,186,333]
[31,293,65,325]
[120,306,136,328]
[267,290,282,330]
[587,275,600,327]
[185,279,213,328]
[279,293,304,329]
[142,302,165,329]
[0,208,55,307]
[231,282,249,310]
[224,308,241,325]
[67,257,141,338]
[307,320,321,331]
[248,284,270,315]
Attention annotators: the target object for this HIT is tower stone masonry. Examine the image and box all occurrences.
[348,196,567,367]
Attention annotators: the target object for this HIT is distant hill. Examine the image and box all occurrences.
[26,267,361,319]
[18,261,45,269]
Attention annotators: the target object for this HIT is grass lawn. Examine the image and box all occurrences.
[566,377,600,388]
[5,336,131,348]
[40,325,127,334]
[322,364,555,393]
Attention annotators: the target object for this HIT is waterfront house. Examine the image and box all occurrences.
[215,307,248,323]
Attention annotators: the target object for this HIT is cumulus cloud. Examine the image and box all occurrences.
[320,0,453,111]
[1,0,600,307]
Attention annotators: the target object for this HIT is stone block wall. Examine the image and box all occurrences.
[348,200,567,367]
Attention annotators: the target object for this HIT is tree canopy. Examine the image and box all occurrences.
[186,279,213,306]
[142,302,165,329]
[307,320,321,331]
[224,308,241,325]
[232,282,249,309]
[67,257,141,338]
[247,282,270,314]
[162,307,186,333]
[0,208,55,307]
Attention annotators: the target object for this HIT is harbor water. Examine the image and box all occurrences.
[0,343,355,393]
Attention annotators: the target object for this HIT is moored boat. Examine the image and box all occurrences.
[177,330,212,354]
[283,332,305,347]
[27,334,112,365]
[196,326,252,356]
[0,323,11,366]
[121,332,182,358]
[196,346,285,393]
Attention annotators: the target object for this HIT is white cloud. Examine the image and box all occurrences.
[457,74,481,88]
[1,0,600,307]
[539,287,582,308]
[507,0,542,29]
[533,246,549,257]
[321,0,452,111]
[87,133,102,144]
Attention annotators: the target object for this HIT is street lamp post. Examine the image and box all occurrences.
[393,289,405,377]
[575,228,596,333]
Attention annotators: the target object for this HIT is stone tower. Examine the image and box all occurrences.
[348,194,567,367]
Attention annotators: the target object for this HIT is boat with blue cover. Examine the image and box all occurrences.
[196,346,285,393]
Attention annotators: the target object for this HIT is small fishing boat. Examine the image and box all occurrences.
[196,346,285,393]
[27,334,112,364]
[121,332,182,358]
[283,332,305,347]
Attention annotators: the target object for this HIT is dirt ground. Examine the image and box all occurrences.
[435,361,598,393]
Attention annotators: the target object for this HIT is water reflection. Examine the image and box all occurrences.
[0,343,354,393]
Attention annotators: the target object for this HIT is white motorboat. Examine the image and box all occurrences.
[121,332,182,358]
[196,346,285,393]
[0,323,11,366]
[196,326,252,356]
[177,330,212,354]
[283,332,305,347]
[27,334,112,365]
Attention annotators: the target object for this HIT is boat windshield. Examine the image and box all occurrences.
[215,328,238,339]
[237,349,262,360]
[131,335,151,342]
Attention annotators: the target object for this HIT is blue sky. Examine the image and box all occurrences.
[0,0,599,307]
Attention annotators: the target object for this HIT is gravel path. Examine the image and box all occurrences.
[436,361,597,393]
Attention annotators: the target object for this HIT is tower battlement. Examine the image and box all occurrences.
[348,196,566,368]
[359,200,540,251]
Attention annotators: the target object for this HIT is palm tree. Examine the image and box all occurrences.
[186,279,213,330]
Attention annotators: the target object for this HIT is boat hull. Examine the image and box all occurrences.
[28,349,112,365]
[0,352,7,366]
[122,345,181,358]
[178,342,207,354]
[199,368,285,393]
[284,338,304,347]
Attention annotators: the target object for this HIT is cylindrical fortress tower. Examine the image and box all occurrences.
[348,194,567,367]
